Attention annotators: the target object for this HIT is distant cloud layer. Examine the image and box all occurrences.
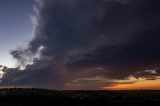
[1,0,160,89]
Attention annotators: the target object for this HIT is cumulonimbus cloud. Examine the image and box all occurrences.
[1,0,160,89]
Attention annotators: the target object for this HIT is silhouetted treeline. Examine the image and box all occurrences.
[0,88,160,106]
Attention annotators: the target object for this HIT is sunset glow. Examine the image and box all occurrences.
[103,78,160,90]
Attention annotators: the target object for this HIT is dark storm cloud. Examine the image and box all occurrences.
[1,0,160,89]
[68,28,160,79]
[68,0,160,80]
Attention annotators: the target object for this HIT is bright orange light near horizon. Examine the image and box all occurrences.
[102,77,160,90]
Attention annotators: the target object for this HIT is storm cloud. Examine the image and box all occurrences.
[1,0,160,89]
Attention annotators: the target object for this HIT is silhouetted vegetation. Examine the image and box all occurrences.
[0,88,160,106]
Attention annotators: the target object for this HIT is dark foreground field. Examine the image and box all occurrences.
[0,88,160,106]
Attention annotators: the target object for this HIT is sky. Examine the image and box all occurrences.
[0,0,35,67]
[1,0,160,90]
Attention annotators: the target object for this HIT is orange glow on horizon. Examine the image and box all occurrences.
[102,78,160,90]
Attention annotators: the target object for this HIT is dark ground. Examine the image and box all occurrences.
[0,88,160,106]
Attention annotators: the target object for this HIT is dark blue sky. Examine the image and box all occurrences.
[0,0,35,67]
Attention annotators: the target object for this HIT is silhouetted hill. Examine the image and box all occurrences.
[0,88,160,106]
